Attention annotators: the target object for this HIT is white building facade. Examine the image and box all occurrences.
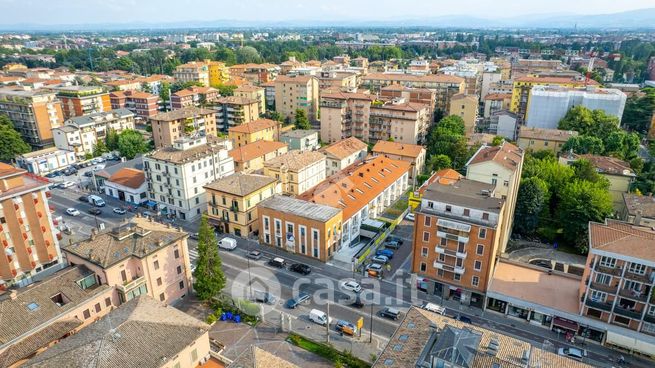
[16,148,77,175]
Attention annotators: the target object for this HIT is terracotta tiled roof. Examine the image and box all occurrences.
[372,101,429,113]
[235,85,264,92]
[579,154,635,177]
[204,172,277,197]
[372,140,425,159]
[297,156,410,220]
[228,118,279,134]
[418,168,462,196]
[173,86,218,97]
[321,137,368,161]
[466,142,523,172]
[514,76,598,85]
[0,163,24,178]
[151,106,216,122]
[229,140,287,163]
[264,150,325,171]
[363,72,465,84]
[107,168,145,189]
[589,219,655,262]
[518,127,578,142]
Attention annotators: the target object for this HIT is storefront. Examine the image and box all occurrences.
[486,297,508,314]
[529,311,552,327]
[507,304,530,320]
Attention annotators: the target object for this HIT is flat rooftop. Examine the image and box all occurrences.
[487,260,581,315]
[259,195,340,223]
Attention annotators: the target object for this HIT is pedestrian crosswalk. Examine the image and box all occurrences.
[188,248,199,264]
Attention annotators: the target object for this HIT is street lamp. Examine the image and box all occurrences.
[369,303,374,343]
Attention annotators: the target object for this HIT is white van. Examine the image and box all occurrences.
[87,195,106,207]
[421,302,446,315]
[309,309,331,326]
[218,237,237,250]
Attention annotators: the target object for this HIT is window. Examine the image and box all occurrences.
[454,273,461,281]
[83,309,91,319]
[599,256,616,268]
[423,232,429,242]
[648,305,655,316]
[153,260,160,270]
[179,281,185,290]
[478,228,486,239]
[121,270,127,283]
[457,242,465,253]
[95,303,101,313]
[440,237,447,246]
[177,265,182,274]
[424,216,431,227]
[472,276,480,287]
[174,249,180,259]
[590,290,607,302]
[476,244,484,255]
[191,349,198,362]
[105,297,111,307]
[420,262,427,272]
[474,260,482,271]
[445,205,452,213]
[438,269,444,277]
[160,293,165,301]
[456,258,463,267]
[595,273,611,285]
[438,253,445,262]
[628,262,646,275]
[482,213,489,220]
[463,209,470,217]
[157,277,162,286]
[421,247,428,257]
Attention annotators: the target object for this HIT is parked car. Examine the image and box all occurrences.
[58,181,76,189]
[454,314,472,324]
[65,208,80,216]
[557,348,587,362]
[371,255,389,264]
[189,232,199,240]
[62,167,77,176]
[376,249,394,259]
[335,320,357,336]
[379,307,401,320]
[93,164,106,171]
[341,280,362,293]
[384,240,402,249]
[386,236,404,245]
[254,290,277,305]
[366,263,383,278]
[289,263,311,275]
[405,213,415,221]
[246,250,263,260]
[87,195,105,207]
[113,207,127,215]
[218,237,238,250]
[420,302,446,315]
[309,309,331,326]
[78,195,89,202]
[285,292,310,309]
[84,171,94,177]
[268,257,286,268]
[350,296,364,309]
[88,208,102,215]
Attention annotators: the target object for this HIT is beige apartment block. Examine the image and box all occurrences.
[228,118,281,147]
[449,93,479,136]
[149,107,217,149]
[174,61,210,86]
[234,84,266,114]
[229,140,288,173]
[320,91,373,144]
[214,96,260,132]
[263,150,326,195]
[274,75,319,123]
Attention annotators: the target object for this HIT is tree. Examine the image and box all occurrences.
[106,129,120,151]
[427,154,452,172]
[491,136,504,146]
[159,81,170,107]
[117,130,148,159]
[426,115,470,169]
[622,88,655,134]
[217,84,237,97]
[558,106,619,136]
[0,115,30,162]
[558,180,613,253]
[561,135,604,155]
[236,46,261,64]
[267,111,283,122]
[294,109,311,130]
[193,216,226,301]
[436,115,466,135]
[93,140,109,157]
[571,159,609,189]
[514,177,549,235]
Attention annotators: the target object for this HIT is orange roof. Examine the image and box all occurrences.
[229,141,287,163]
[228,119,279,134]
[107,168,145,189]
[484,93,512,101]
[515,76,599,86]
[579,154,635,177]
[320,91,373,101]
[173,86,217,97]
[418,169,462,196]
[372,140,425,159]
[467,142,522,172]
[321,137,368,160]
[298,156,410,220]
[0,163,24,178]
[589,219,655,262]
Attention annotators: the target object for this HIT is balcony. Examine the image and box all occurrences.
[434,262,455,273]
[117,275,146,294]
[437,231,469,244]
[454,266,465,275]
[613,305,643,320]
[435,246,456,257]
[594,263,622,276]
[589,281,618,294]
[624,271,653,284]
[456,251,467,259]
[585,298,613,312]
[618,288,649,303]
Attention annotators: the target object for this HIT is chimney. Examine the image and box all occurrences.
[9,290,17,300]
[635,210,643,226]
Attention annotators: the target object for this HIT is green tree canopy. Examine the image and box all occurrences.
[217,84,237,97]
[0,115,30,162]
[514,177,549,235]
[236,46,262,64]
[426,115,470,169]
[427,154,452,172]
[106,129,120,151]
[117,130,148,159]
[294,109,311,130]
[193,216,226,301]
[93,140,109,157]
[622,88,655,134]
[561,135,605,155]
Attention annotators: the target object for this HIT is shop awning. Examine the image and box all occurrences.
[143,200,157,209]
[553,317,579,332]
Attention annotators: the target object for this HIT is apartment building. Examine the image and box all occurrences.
[0,88,64,149]
[449,93,479,136]
[207,60,230,86]
[317,70,358,91]
[215,96,260,132]
[511,59,565,79]
[369,99,432,144]
[144,135,235,220]
[371,140,426,184]
[261,81,276,110]
[280,129,319,151]
[321,137,368,176]
[466,142,523,253]
[104,79,143,92]
[380,84,436,120]
[229,140,288,173]
[109,90,159,119]
[509,76,597,120]
[53,86,111,119]
[483,93,512,118]
[621,193,655,228]
[258,195,342,262]
[0,266,115,367]
[517,127,578,154]
[228,118,281,148]
[16,147,77,176]
[171,86,220,109]
[525,85,627,129]
[263,150,326,195]
[234,84,266,113]
[52,109,135,158]
[298,156,410,249]
[63,218,192,305]
[274,75,319,123]
[149,107,217,149]
[173,61,210,86]
[23,295,211,368]
[0,164,63,287]
[205,173,280,237]
[361,73,465,113]
[319,91,374,144]
[229,63,280,85]
[411,178,505,307]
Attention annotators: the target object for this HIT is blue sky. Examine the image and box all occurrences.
[0,0,653,25]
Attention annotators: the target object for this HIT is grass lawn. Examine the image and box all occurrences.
[288,333,370,368]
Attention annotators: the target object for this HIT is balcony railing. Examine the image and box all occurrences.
[589,281,618,294]
[585,298,613,312]
[613,306,643,320]
[594,264,622,276]
[117,275,146,293]
[644,314,655,324]
[618,288,649,303]
[624,271,653,284]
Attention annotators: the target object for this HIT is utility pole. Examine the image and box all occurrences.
[369,303,373,343]
[247,256,253,299]
[326,302,330,343]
